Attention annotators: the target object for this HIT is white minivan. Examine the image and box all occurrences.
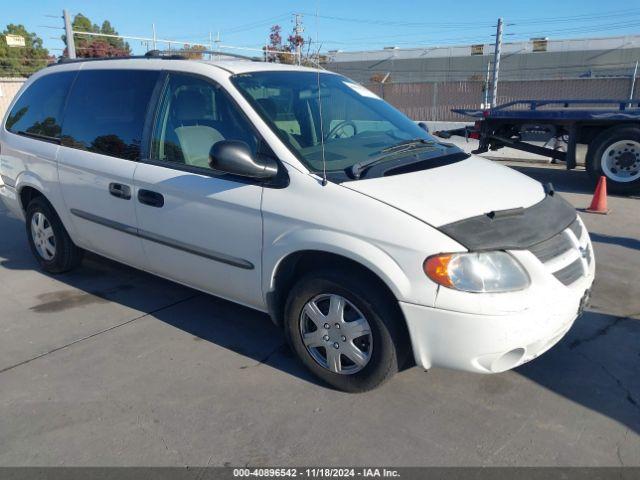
[0,55,594,392]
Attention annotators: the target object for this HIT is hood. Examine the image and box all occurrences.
[342,156,545,227]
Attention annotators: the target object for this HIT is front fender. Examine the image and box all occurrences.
[264,227,413,303]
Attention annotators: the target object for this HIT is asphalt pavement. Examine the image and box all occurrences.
[0,161,638,466]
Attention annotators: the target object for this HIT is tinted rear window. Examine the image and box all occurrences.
[61,69,159,160]
[5,72,76,140]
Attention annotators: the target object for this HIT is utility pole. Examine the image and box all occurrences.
[63,9,76,59]
[630,60,639,105]
[490,17,503,107]
[293,13,304,65]
[152,23,157,50]
[483,59,491,108]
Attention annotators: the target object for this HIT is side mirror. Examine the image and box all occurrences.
[418,122,429,133]
[209,140,278,179]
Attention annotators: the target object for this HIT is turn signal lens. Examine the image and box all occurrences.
[423,252,530,293]
[424,254,454,288]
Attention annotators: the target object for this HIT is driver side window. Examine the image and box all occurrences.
[151,73,257,170]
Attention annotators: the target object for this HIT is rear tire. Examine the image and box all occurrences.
[586,126,640,195]
[26,196,82,273]
[284,268,408,393]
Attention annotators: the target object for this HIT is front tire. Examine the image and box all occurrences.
[26,196,82,273]
[284,268,407,392]
[586,126,640,195]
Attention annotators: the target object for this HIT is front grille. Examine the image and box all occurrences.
[529,231,574,263]
[568,218,583,240]
[553,258,585,285]
[526,218,591,287]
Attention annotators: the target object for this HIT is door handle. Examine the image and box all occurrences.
[109,183,131,200]
[137,189,164,208]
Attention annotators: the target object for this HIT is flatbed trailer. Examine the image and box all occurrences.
[434,99,640,194]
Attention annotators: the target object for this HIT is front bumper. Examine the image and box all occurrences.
[400,280,592,373]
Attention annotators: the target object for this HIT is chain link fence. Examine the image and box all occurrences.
[363,77,639,121]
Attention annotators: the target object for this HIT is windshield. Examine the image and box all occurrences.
[232,71,441,173]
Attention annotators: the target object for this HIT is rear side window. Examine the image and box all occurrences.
[61,70,159,160]
[5,72,76,141]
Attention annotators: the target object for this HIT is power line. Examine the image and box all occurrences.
[299,12,495,28]
[327,25,639,50]
[300,8,640,30]
[311,11,640,51]
[223,13,290,35]
[509,8,640,25]
[510,20,640,37]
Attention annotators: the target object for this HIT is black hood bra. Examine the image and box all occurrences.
[439,186,577,252]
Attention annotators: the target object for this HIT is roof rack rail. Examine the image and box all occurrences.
[50,49,263,67]
[146,49,263,61]
[51,54,162,66]
[143,50,188,59]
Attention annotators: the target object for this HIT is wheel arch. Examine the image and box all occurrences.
[266,247,415,369]
[15,172,78,238]
[265,238,411,329]
[19,185,45,212]
[15,172,48,212]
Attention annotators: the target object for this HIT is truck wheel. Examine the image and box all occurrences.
[26,196,83,273]
[586,126,640,195]
[283,268,408,393]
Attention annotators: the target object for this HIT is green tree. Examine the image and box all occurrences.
[0,24,51,77]
[62,14,131,58]
[100,20,128,50]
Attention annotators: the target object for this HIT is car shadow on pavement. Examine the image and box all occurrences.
[506,164,597,195]
[588,232,640,251]
[516,309,640,434]
[0,206,324,388]
[506,162,640,200]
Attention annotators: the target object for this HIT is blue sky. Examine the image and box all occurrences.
[3,0,640,55]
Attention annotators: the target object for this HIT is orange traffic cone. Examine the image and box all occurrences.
[585,176,610,214]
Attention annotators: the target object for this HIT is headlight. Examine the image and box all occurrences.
[424,251,530,293]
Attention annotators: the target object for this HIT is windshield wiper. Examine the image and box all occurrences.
[380,138,432,153]
[348,139,435,180]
